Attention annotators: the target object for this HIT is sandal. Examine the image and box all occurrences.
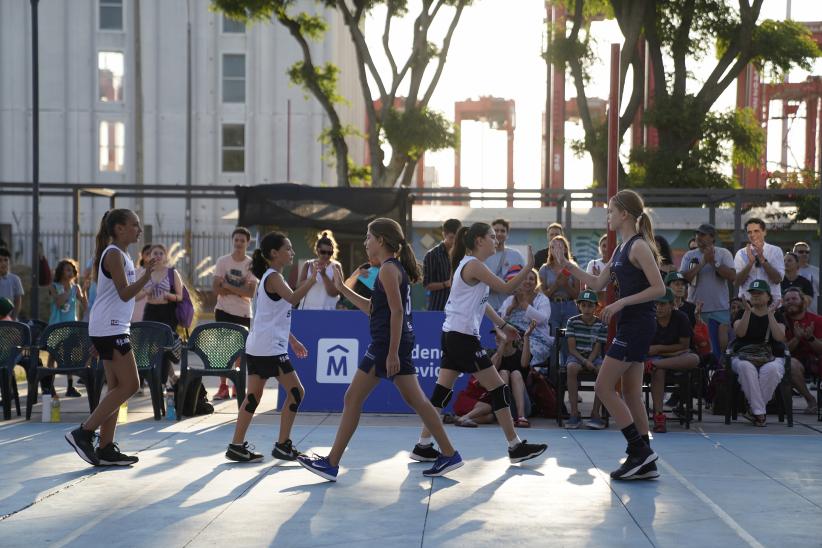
[754,415,767,427]
[455,418,478,428]
[515,418,530,428]
[442,413,456,424]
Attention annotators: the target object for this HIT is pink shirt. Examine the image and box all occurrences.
[214,254,253,318]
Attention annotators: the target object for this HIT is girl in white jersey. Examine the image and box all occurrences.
[65,209,158,467]
[225,232,315,463]
[412,223,548,466]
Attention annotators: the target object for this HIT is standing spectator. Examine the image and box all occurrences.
[654,235,677,275]
[212,227,256,401]
[484,219,525,310]
[423,219,461,311]
[48,258,87,397]
[793,241,819,313]
[80,258,97,321]
[782,288,820,414]
[781,252,814,310]
[132,244,153,323]
[665,272,696,327]
[0,248,23,319]
[539,235,579,341]
[297,231,341,310]
[498,269,552,366]
[731,280,787,427]
[734,218,785,301]
[534,222,564,269]
[680,223,736,357]
[563,290,607,430]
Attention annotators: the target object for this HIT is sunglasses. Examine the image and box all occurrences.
[795,250,809,254]
[317,249,333,256]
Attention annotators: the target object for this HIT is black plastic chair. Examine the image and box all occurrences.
[177,322,247,420]
[0,321,30,420]
[93,321,175,420]
[724,347,793,427]
[644,363,702,429]
[26,321,98,420]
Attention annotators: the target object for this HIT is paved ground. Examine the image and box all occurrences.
[1,378,821,548]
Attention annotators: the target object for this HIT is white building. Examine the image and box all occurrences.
[0,0,365,238]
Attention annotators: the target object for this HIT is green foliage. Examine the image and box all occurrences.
[382,107,456,161]
[288,62,347,104]
[750,19,822,78]
[767,171,821,224]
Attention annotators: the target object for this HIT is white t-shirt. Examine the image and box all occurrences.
[299,262,340,310]
[483,247,525,310]
[90,245,136,337]
[798,264,819,313]
[733,242,785,299]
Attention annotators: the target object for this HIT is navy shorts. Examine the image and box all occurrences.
[91,334,132,361]
[440,331,495,373]
[246,354,294,379]
[606,316,657,363]
[359,340,416,379]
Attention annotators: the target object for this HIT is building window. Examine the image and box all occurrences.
[99,0,123,31]
[222,124,245,173]
[98,51,125,102]
[222,15,246,34]
[99,121,125,172]
[222,54,245,103]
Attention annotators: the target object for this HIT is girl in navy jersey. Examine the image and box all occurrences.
[65,209,159,466]
[225,232,316,462]
[298,218,460,481]
[411,223,547,472]
[553,190,665,480]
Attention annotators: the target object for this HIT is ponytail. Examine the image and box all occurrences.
[637,213,661,265]
[251,249,268,280]
[251,231,287,280]
[92,208,133,281]
[450,223,491,274]
[398,242,422,284]
[367,218,421,283]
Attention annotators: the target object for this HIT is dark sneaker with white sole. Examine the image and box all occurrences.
[65,426,99,466]
[410,443,441,462]
[610,445,658,480]
[508,440,548,464]
[624,460,660,480]
[272,439,299,461]
[226,442,263,463]
[422,451,464,477]
[96,442,139,466]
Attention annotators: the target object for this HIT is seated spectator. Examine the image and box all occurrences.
[0,296,14,320]
[563,290,607,430]
[781,252,814,310]
[728,297,743,346]
[793,241,819,313]
[499,268,552,366]
[0,248,23,319]
[731,280,787,427]
[491,323,532,426]
[647,288,700,433]
[665,271,697,327]
[782,288,821,414]
[452,376,494,427]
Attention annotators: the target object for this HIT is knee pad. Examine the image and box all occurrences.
[289,387,303,412]
[244,393,259,413]
[491,384,512,413]
[429,383,453,409]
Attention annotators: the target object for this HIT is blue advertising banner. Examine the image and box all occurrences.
[278,310,495,413]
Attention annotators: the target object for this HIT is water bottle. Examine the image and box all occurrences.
[51,397,61,422]
[165,388,176,420]
[117,401,128,424]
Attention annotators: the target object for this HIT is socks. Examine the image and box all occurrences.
[507,434,522,449]
[642,434,651,448]
[621,423,646,451]
[418,436,433,446]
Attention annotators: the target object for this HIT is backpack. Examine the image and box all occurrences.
[527,371,558,418]
[175,379,214,417]
[167,268,195,329]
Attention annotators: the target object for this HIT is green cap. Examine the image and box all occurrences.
[748,279,771,294]
[656,287,675,303]
[577,289,598,303]
[0,297,13,317]
[664,271,686,285]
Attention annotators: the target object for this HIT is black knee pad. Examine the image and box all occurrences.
[491,384,512,413]
[289,387,303,412]
[245,393,259,413]
[429,383,453,409]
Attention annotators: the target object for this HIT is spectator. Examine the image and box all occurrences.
[781,252,814,310]
[585,234,609,313]
[212,227,256,401]
[563,290,607,430]
[339,258,380,308]
[80,258,97,321]
[728,297,744,346]
[655,235,677,275]
[483,218,526,310]
[687,237,698,250]
[646,288,700,433]
[498,268,552,366]
[534,222,564,269]
[0,248,23,319]
[297,231,341,310]
[0,296,13,320]
[734,218,785,301]
[731,280,787,427]
[132,244,153,323]
[423,219,461,311]
[491,324,531,426]
[781,287,820,414]
[48,258,87,397]
[680,223,736,357]
[665,272,696,327]
[452,377,495,427]
[793,241,819,313]
[539,235,580,343]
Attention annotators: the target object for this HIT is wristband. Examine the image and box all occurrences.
[497,321,507,330]
[561,268,571,277]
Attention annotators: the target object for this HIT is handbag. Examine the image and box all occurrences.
[167,268,195,329]
[734,324,773,366]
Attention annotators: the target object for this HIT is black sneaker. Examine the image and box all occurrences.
[410,443,441,462]
[271,439,299,461]
[226,442,263,462]
[610,445,658,480]
[96,442,139,466]
[65,426,99,466]
[508,440,548,463]
[65,386,82,398]
[624,460,660,480]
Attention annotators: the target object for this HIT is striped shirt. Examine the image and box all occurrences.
[423,242,451,311]
[565,314,607,356]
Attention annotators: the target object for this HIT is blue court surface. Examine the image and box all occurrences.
[0,387,820,548]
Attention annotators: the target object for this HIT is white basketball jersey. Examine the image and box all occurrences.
[246,268,292,356]
[443,256,489,338]
[89,245,137,337]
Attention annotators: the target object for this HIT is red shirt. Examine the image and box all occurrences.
[785,311,822,360]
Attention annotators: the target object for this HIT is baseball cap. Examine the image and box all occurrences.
[577,289,598,303]
[656,288,675,303]
[0,297,13,317]
[748,279,771,294]
[664,271,686,285]
[696,223,716,237]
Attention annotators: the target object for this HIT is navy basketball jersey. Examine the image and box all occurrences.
[370,258,414,345]
[609,234,655,321]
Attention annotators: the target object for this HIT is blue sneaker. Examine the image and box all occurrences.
[565,416,582,429]
[297,454,339,482]
[422,451,464,477]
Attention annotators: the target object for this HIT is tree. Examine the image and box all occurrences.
[549,0,821,189]
[214,0,469,187]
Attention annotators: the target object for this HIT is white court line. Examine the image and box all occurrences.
[0,431,48,446]
[660,460,765,548]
